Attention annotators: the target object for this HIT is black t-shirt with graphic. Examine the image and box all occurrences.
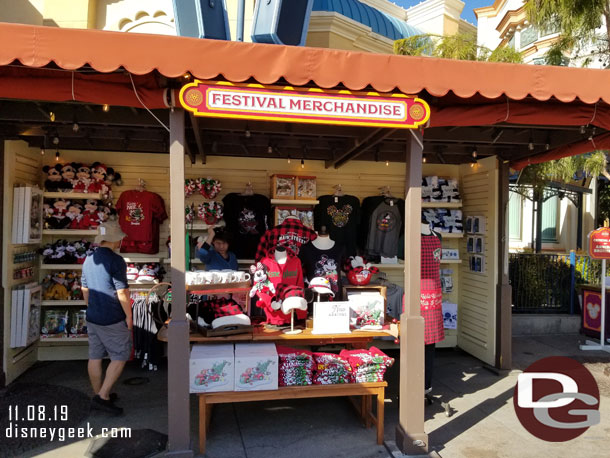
[299,242,345,299]
[222,193,272,259]
[313,195,360,256]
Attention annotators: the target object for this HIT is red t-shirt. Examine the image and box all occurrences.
[116,190,167,251]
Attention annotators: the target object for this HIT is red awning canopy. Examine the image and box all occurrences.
[2,22,610,105]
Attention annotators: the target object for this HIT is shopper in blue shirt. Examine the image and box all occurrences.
[196,225,238,270]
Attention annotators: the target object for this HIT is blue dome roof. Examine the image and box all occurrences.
[312,0,423,41]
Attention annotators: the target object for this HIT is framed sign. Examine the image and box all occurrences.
[312,301,350,334]
[589,227,610,259]
[180,80,431,129]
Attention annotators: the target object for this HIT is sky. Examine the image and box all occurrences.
[392,0,492,25]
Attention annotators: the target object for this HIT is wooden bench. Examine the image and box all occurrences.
[198,382,387,454]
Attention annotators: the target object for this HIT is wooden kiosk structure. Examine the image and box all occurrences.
[3,23,610,456]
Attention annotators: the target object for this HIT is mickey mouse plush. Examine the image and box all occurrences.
[42,164,63,192]
[89,162,109,194]
[82,199,99,228]
[48,199,71,229]
[72,164,91,192]
[60,163,77,191]
[67,203,85,230]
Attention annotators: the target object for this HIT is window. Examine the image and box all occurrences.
[520,26,538,49]
[509,192,522,240]
[541,195,559,242]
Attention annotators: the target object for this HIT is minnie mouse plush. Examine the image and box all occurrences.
[72,164,91,192]
[82,199,99,228]
[47,199,71,229]
[249,262,276,309]
[88,162,110,195]
[67,202,85,229]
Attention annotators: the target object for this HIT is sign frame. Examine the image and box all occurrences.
[588,226,610,260]
[179,80,431,129]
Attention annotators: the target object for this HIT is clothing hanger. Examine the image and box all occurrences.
[137,178,147,192]
[241,181,254,196]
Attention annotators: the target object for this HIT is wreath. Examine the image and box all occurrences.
[198,201,224,225]
[185,204,196,224]
[184,179,198,198]
[198,178,222,199]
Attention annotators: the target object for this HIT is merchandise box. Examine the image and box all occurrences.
[234,343,278,391]
[189,343,235,393]
[295,176,316,199]
[270,174,295,199]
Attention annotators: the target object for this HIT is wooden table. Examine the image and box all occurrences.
[198,382,387,454]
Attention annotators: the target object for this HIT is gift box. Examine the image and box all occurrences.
[271,175,295,199]
[295,176,316,199]
[189,343,235,393]
[235,343,278,391]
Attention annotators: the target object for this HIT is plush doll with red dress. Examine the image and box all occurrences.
[249,262,276,309]
[47,199,71,229]
[72,164,91,192]
[82,199,99,228]
[88,162,110,195]
[68,203,86,229]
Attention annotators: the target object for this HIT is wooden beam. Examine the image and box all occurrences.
[167,108,192,456]
[189,113,206,164]
[328,128,396,169]
[395,128,428,455]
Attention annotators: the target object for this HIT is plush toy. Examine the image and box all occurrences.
[82,199,99,228]
[104,167,122,188]
[47,199,71,229]
[60,163,77,190]
[249,262,276,309]
[42,164,63,192]
[126,263,139,282]
[67,203,85,230]
[88,162,110,195]
[73,241,88,264]
[72,164,91,192]
[44,272,70,300]
[137,264,160,283]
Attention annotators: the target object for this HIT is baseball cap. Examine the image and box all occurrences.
[309,277,335,297]
[95,220,127,244]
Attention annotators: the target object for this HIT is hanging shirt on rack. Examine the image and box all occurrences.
[222,193,272,259]
[255,218,317,261]
[116,190,168,254]
[420,234,444,345]
[359,196,404,251]
[366,201,402,258]
[299,242,345,298]
[314,195,361,256]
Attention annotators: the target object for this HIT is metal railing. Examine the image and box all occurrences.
[509,252,601,314]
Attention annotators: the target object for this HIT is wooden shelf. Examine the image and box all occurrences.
[238,259,254,265]
[441,259,462,264]
[441,233,464,239]
[43,229,98,236]
[164,258,255,265]
[371,262,404,270]
[39,337,88,344]
[188,221,226,230]
[421,201,462,208]
[43,192,102,200]
[271,199,319,206]
[186,280,251,294]
[40,264,83,270]
[42,300,86,306]
[122,255,164,263]
[128,281,159,287]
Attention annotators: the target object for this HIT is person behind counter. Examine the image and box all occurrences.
[196,225,238,270]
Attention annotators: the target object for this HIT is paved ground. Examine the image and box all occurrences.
[5,334,610,457]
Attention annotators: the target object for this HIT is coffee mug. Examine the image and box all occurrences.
[233,271,251,282]
[217,271,233,283]
[202,271,219,284]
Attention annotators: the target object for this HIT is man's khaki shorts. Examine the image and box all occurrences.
[87,320,132,361]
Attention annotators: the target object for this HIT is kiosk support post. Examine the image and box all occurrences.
[167,108,194,457]
[395,129,429,455]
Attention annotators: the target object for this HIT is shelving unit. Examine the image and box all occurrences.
[441,233,464,239]
[421,201,462,208]
[441,259,462,264]
[271,199,319,206]
[43,191,102,200]
[40,263,83,270]
[188,221,226,230]
[43,229,99,236]
[41,300,86,306]
[371,262,404,270]
[39,337,88,344]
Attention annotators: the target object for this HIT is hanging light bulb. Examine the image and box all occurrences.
[102,104,110,112]
[300,158,305,169]
[72,122,80,133]
[422,156,427,163]
[244,125,251,138]
[40,147,45,156]
[287,156,291,164]
[472,148,478,159]
[49,111,55,122]
[55,150,60,162]
[183,72,192,80]
[385,160,389,166]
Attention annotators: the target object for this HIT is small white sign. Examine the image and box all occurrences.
[312,301,351,334]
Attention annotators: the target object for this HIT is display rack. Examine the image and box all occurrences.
[40,263,83,270]
[43,191,102,200]
[41,300,86,306]
[186,280,250,294]
[271,199,319,206]
[421,201,462,208]
[43,229,99,236]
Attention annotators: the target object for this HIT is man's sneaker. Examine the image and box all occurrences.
[91,395,123,415]
[109,393,119,401]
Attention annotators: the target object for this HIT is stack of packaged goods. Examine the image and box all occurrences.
[339,347,394,383]
[276,346,314,387]
[312,352,353,385]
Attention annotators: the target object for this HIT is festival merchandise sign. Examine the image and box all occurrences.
[179,80,430,129]
[589,227,610,259]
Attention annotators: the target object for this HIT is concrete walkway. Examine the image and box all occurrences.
[8,334,610,457]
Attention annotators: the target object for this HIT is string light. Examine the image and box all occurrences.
[472,148,478,159]
[300,158,305,169]
[422,156,427,163]
[102,104,110,112]
[55,150,60,162]
[183,72,192,80]
[385,160,389,166]
[40,147,45,156]
[244,126,251,138]
[287,156,291,164]
[49,111,56,122]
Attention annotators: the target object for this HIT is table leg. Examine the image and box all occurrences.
[199,395,207,454]
[376,388,384,445]
[360,395,367,425]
